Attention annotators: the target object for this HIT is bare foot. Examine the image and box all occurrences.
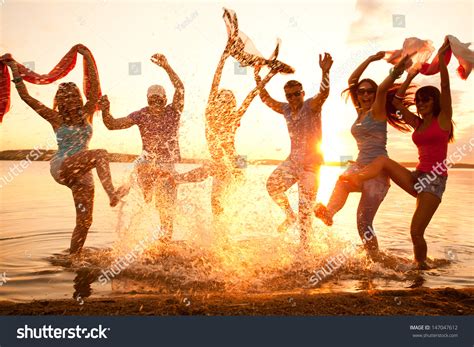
[110,185,130,207]
[366,249,382,262]
[277,212,297,233]
[415,261,430,270]
[314,203,333,226]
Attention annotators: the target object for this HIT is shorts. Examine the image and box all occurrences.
[344,163,390,199]
[412,170,447,201]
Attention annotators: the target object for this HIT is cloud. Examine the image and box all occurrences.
[347,0,391,44]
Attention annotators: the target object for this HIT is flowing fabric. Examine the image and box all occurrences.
[223,8,295,74]
[435,35,473,79]
[0,44,101,122]
[384,37,436,72]
[385,36,473,80]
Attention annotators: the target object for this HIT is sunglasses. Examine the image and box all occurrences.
[357,88,376,95]
[285,91,303,98]
[415,96,432,104]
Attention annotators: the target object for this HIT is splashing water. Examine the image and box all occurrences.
[2,162,467,302]
[63,164,453,297]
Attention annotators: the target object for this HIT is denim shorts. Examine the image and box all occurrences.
[412,170,448,201]
[344,163,390,201]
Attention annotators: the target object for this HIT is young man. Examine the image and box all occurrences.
[99,53,184,242]
[255,53,333,247]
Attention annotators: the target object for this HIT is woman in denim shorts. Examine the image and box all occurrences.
[344,39,455,269]
[315,52,412,259]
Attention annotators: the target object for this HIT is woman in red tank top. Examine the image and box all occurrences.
[343,38,455,269]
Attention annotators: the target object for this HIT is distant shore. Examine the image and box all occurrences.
[1,150,473,168]
[0,287,472,316]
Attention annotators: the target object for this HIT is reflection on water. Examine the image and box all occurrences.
[0,161,473,302]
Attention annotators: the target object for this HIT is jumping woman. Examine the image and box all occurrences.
[314,51,412,259]
[3,45,128,254]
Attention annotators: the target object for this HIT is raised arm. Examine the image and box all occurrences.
[437,37,453,125]
[2,56,61,128]
[254,67,286,114]
[77,45,100,118]
[151,54,184,113]
[208,35,235,108]
[98,95,135,130]
[308,53,333,111]
[391,71,421,128]
[372,54,412,120]
[348,51,385,106]
[234,68,279,120]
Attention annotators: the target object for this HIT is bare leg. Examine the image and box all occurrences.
[327,177,357,215]
[266,164,298,232]
[155,176,177,242]
[315,178,355,226]
[69,173,95,254]
[137,163,155,203]
[411,192,440,268]
[346,156,417,197]
[298,169,318,246]
[211,168,232,217]
[175,163,213,184]
[60,149,127,206]
[347,157,441,266]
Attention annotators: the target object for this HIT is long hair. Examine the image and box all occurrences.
[385,83,416,133]
[53,82,84,116]
[342,78,415,132]
[415,86,455,142]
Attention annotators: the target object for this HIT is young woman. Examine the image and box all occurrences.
[343,39,455,269]
[3,45,128,255]
[314,51,413,259]
[176,33,278,217]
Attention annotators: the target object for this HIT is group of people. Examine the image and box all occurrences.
[1,32,457,269]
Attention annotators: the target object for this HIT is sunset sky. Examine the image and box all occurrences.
[1,0,473,163]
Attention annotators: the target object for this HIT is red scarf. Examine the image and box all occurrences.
[385,36,472,80]
[420,49,457,77]
[0,45,101,122]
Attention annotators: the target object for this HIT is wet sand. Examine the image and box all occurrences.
[1,288,473,316]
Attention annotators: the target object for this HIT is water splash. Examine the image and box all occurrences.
[49,167,453,296]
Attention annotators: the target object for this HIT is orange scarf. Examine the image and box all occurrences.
[0,44,101,122]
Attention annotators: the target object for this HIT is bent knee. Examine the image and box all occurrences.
[266,177,284,195]
[94,149,109,159]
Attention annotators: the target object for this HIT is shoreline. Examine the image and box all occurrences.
[1,150,474,168]
[1,287,473,316]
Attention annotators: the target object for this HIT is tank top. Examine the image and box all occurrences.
[350,110,388,166]
[412,117,449,176]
